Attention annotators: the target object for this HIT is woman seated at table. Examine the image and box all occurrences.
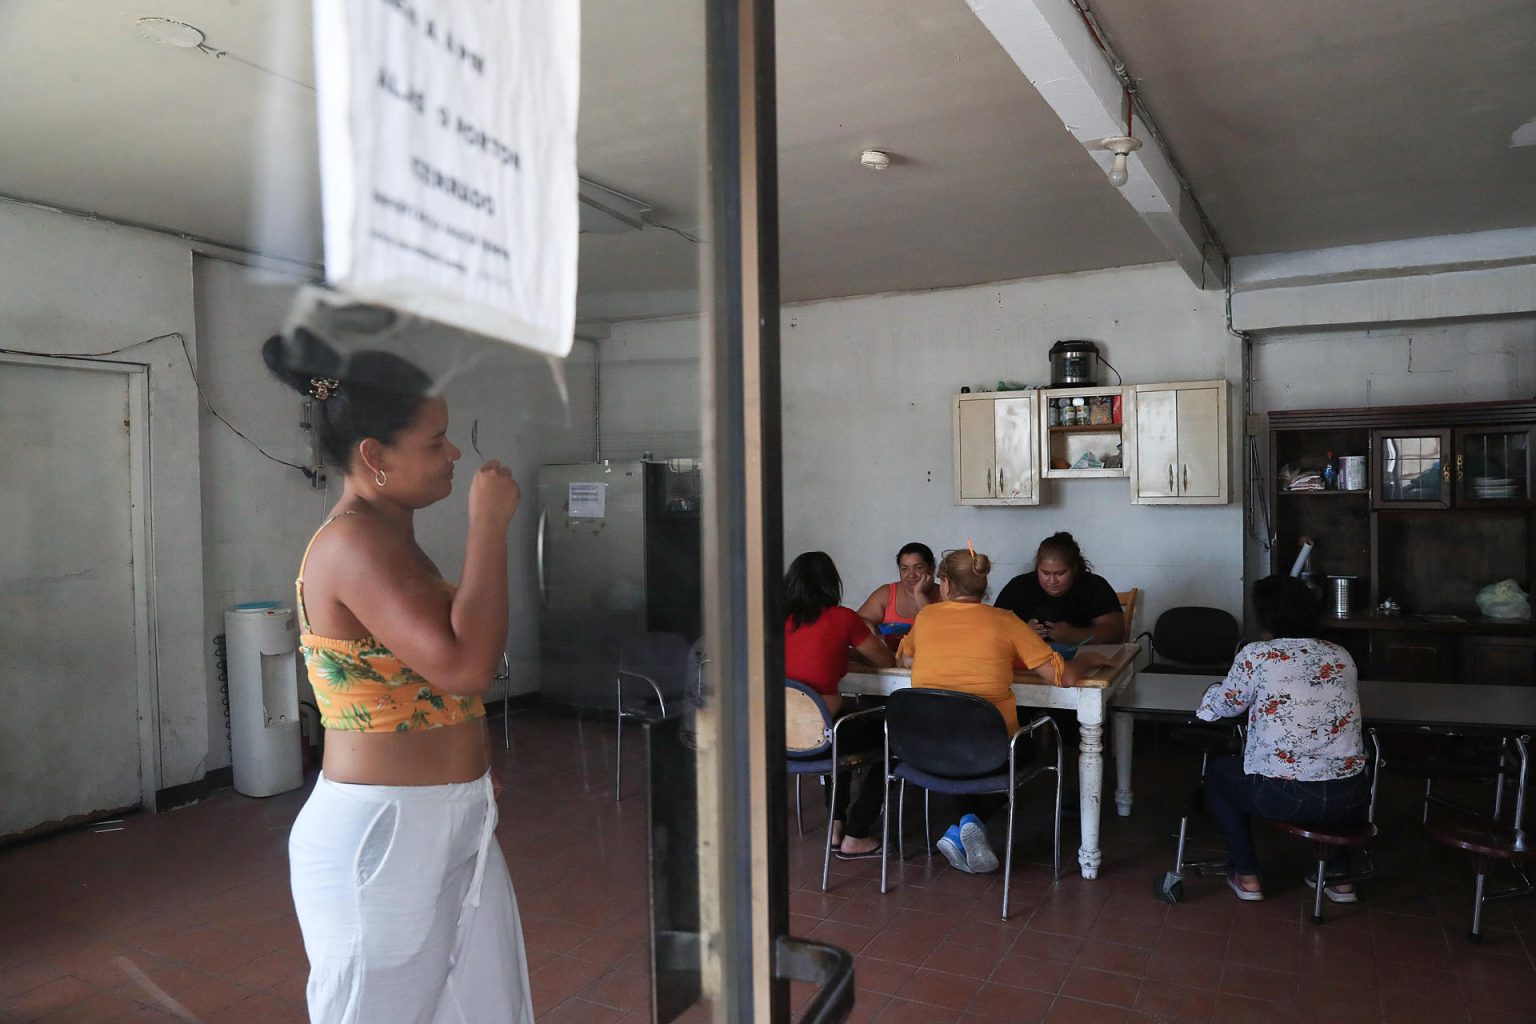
[898,548,1106,874]
[1196,574,1369,903]
[784,551,896,859]
[993,532,1125,646]
[856,542,942,648]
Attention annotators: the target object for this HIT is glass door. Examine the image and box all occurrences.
[1371,428,1452,509]
[1455,425,1534,507]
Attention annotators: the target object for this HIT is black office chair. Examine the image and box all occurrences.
[879,689,1062,920]
[785,679,885,892]
[1136,606,1242,675]
[614,632,692,801]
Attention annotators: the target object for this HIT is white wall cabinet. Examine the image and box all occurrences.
[1127,380,1229,504]
[952,390,1041,505]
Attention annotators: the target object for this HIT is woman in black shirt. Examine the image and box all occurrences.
[992,532,1125,645]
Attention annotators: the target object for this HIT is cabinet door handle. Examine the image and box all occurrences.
[1442,464,1451,483]
[987,467,993,496]
[998,468,1005,494]
[1456,453,1464,482]
[1168,464,1174,492]
[1183,464,1189,491]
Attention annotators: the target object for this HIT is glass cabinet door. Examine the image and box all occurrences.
[1455,425,1534,506]
[1372,428,1451,508]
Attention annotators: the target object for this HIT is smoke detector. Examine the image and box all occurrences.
[135,17,207,49]
[859,149,892,171]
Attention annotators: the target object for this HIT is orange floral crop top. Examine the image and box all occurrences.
[296,513,486,733]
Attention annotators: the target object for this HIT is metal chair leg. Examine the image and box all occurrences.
[880,751,892,895]
[1422,778,1433,824]
[614,708,624,803]
[1052,722,1064,880]
[897,780,907,863]
[924,790,932,853]
[1311,852,1328,924]
[1003,786,1017,921]
[821,768,837,891]
[1471,866,1488,941]
[795,776,804,835]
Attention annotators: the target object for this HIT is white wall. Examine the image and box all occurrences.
[0,202,209,790]
[603,263,1247,631]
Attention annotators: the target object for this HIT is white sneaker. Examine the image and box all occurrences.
[959,814,999,874]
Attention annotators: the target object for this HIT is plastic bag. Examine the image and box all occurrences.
[1474,579,1532,620]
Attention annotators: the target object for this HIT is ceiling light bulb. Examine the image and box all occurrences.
[1108,153,1130,187]
[1100,136,1143,189]
[860,149,892,171]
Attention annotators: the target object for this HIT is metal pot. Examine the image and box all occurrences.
[1049,340,1100,387]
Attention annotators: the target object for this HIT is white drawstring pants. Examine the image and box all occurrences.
[289,772,533,1024]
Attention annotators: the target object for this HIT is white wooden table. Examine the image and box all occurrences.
[839,643,1139,880]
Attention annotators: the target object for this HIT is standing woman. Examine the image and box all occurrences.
[993,532,1126,645]
[266,333,533,1024]
[856,542,942,647]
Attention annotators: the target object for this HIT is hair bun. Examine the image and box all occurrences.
[973,553,991,576]
[262,329,343,396]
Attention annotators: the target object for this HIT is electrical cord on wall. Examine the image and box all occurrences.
[1098,355,1124,387]
[0,332,316,482]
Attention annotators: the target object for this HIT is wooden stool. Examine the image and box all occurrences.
[1270,820,1378,923]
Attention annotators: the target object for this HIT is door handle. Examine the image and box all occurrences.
[1456,453,1464,482]
[1168,464,1174,492]
[986,468,993,496]
[775,936,854,1024]
[1182,464,1189,491]
[998,468,1005,494]
[536,509,548,607]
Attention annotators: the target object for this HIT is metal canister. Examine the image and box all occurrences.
[1326,576,1356,618]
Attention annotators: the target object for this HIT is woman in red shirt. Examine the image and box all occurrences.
[785,552,895,858]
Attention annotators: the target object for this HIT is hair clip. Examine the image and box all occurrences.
[308,377,341,401]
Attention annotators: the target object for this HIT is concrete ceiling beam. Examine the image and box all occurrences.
[1230,227,1536,331]
[967,0,1226,289]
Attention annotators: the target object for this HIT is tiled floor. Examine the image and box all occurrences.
[2,711,1533,1023]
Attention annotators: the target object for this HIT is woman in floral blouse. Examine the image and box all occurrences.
[1196,575,1369,902]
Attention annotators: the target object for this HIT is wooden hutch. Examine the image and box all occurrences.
[1269,399,1536,685]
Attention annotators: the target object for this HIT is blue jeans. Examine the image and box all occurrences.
[1202,756,1370,876]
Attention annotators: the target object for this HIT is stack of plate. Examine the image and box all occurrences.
[1471,476,1522,498]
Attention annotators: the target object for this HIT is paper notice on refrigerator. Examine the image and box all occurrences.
[568,482,606,518]
[312,0,579,356]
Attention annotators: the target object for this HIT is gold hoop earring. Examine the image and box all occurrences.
[375,469,388,487]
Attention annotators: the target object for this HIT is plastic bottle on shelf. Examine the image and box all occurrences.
[1322,450,1338,490]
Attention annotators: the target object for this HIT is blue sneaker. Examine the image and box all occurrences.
[936,824,972,873]
[959,814,999,874]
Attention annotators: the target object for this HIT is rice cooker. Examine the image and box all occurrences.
[1049,340,1100,387]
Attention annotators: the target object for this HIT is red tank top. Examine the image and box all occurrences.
[883,582,917,626]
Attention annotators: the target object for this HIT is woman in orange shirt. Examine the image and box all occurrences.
[898,548,1106,874]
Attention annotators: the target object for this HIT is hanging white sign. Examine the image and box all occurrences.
[312,0,579,356]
